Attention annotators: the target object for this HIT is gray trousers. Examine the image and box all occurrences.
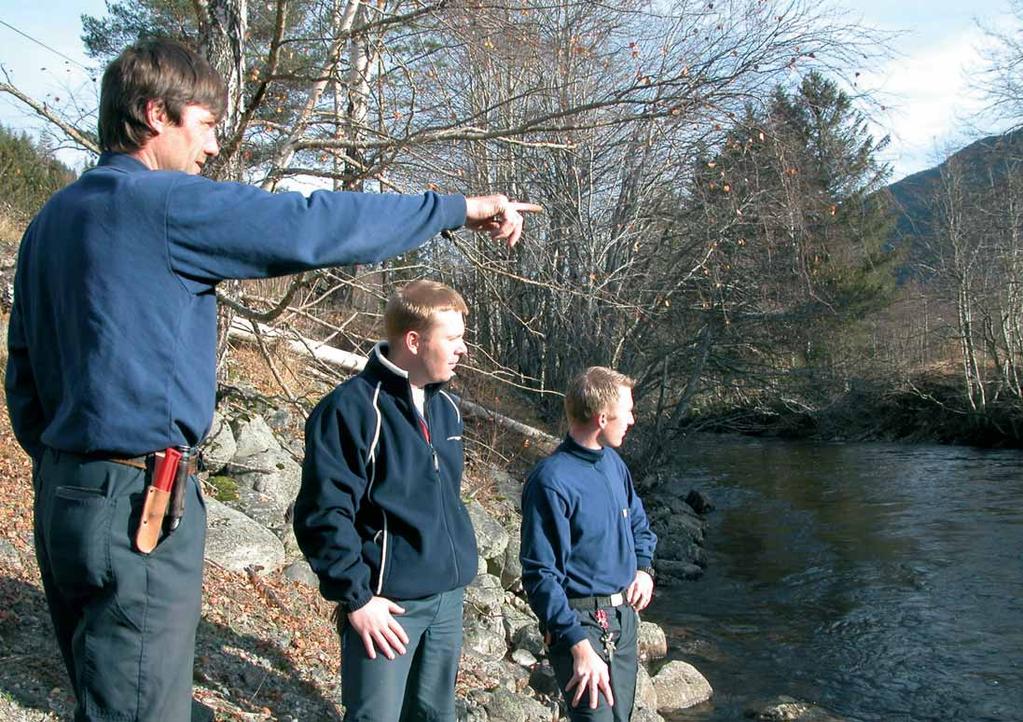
[33,448,206,721]
[340,587,464,722]
[549,603,639,722]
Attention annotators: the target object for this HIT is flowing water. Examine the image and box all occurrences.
[645,436,1023,721]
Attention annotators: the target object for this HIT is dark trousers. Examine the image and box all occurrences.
[33,448,206,721]
[340,587,464,722]
[549,603,639,722]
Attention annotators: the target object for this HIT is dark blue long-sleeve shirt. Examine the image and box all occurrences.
[520,435,657,647]
[6,152,467,460]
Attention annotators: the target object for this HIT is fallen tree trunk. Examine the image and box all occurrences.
[228,319,558,445]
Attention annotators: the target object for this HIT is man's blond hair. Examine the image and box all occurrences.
[384,280,468,343]
[564,366,636,425]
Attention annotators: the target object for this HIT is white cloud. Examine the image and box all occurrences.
[858,23,1014,179]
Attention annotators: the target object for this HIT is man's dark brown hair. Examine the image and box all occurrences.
[98,38,227,153]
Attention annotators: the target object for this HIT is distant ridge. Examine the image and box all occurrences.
[885,127,1023,268]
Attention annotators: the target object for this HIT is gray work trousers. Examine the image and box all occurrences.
[339,586,464,722]
[34,448,206,721]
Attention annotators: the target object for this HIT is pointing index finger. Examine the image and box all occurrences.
[509,201,544,214]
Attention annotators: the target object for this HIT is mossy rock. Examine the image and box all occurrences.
[207,475,240,502]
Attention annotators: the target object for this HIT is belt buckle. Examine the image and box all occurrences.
[609,592,624,606]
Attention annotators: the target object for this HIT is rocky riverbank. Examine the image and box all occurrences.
[0,398,717,720]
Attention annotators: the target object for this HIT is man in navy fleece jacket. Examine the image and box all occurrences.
[521,367,657,721]
[5,38,539,722]
[296,280,478,721]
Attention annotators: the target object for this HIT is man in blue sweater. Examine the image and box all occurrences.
[521,367,657,721]
[295,280,477,721]
[5,38,539,722]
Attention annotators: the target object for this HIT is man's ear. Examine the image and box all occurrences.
[596,411,609,430]
[403,329,421,356]
[144,99,170,135]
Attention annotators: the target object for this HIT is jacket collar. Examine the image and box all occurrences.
[96,152,151,174]
[363,341,445,402]
[559,433,605,464]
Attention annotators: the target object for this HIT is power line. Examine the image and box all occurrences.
[0,18,94,74]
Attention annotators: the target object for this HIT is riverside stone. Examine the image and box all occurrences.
[654,559,704,583]
[633,663,659,714]
[204,498,285,574]
[484,688,551,722]
[230,448,302,532]
[468,501,510,565]
[652,660,712,712]
[282,559,319,587]
[685,489,715,514]
[638,621,668,661]
[202,412,237,475]
[464,574,508,660]
[500,530,522,589]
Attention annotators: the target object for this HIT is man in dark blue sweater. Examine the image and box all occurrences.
[295,280,477,721]
[5,38,538,722]
[521,367,657,721]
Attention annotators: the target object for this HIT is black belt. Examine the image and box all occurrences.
[567,591,626,610]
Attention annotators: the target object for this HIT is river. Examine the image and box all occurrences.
[645,435,1023,722]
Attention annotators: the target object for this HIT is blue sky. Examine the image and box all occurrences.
[0,0,1017,180]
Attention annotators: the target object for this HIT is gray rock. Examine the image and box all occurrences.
[652,661,712,712]
[685,489,714,514]
[487,466,524,512]
[500,531,522,589]
[638,621,668,661]
[266,407,291,431]
[633,663,659,714]
[233,415,282,459]
[231,448,302,532]
[657,512,706,545]
[631,708,666,722]
[464,574,508,660]
[511,623,545,657]
[456,694,490,722]
[468,501,510,564]
[657,537,708,567]
[202,412,237,475]
[0,538,21,568]
[745,696,845,721]
[501,603,536,648]
[204,498,286,574]
[654,559,704,583]
[527,660,559,696]
[484,687,551,722]
[283,559,319,587]
[511,648,538,668]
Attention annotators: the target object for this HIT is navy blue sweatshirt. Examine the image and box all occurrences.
[520,435,657,647]
[294,343,478,610]
[5,152,466,460]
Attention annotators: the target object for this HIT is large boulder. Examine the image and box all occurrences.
[685,489,715,514]
[638,621,668,661]
[204,498,285,574]
[232,415,282,458]
[654,559,704,584]
[201,412,237,475]
[657,537,708,568]
[484,688,552,722]
[632,664,660,718]
[467,501,510,569]
[231,447,302,533]
[500,529,522,590]
[487,466,525,512]
[652,661,712,712]
[463,574,508,660]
